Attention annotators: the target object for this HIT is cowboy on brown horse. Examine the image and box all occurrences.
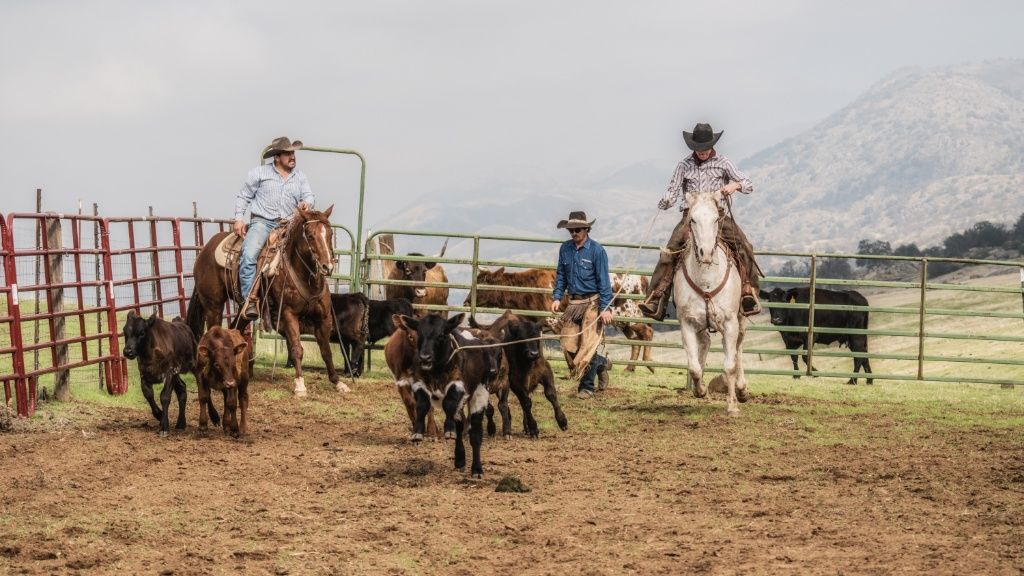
[234,136,315,320]
[639,123,762,320]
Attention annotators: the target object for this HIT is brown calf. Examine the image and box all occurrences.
[196,326,250,437]
[384,315,439,439]
[386,241,450,318]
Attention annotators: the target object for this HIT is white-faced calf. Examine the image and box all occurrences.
[398,312,502,479]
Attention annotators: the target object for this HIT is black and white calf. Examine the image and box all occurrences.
[397,312,502,479]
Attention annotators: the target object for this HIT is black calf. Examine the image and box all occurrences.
[122,311,198,435]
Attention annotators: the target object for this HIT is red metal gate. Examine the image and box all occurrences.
[1,212,232,417]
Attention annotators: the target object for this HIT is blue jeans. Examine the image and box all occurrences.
[578,354,606,393]
[239,216,279,300]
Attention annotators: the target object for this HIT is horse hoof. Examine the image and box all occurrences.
[410,433,423,442]
[293,388,308,398]
[693,386,708,399]
[727,407,740,417]
[335,382,351,393]
[736,389,749,403]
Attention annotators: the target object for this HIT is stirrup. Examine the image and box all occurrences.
[241,297,260,320]
[740,294,761,317]
[639,294,668,321]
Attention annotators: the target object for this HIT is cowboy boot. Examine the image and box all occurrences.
[597,357,611,391]
[639,269,672,321]
[740,286,762,317]
[242,293,260,321]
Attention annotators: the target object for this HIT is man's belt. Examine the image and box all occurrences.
[568,293,598,304]
[251,213,271,221]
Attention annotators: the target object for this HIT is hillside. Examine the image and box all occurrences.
[371,60,1024,260]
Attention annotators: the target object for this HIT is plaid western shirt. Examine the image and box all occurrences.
[234,163,315,220]
[661,153,753,211]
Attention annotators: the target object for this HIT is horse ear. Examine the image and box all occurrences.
[322,204,334,218]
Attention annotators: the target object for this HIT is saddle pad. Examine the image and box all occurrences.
[214,233,244,268]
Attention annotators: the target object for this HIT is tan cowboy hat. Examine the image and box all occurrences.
[682,123,722,152]
[262,136,304,159]
[556,210,596,229]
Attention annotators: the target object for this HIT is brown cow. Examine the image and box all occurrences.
[465,267,557,324]
[467,267,655,372]
[385,240,450,318]
[195,326,250,436]
[384,315,440,439]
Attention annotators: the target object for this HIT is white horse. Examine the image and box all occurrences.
[672,190,749,415]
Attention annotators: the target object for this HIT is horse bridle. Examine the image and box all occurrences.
[682,211,732,333]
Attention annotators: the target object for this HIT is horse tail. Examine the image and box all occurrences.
[186,291,205,341]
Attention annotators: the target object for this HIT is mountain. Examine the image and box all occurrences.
[741,59,1024,252]
[372,60,1024,263]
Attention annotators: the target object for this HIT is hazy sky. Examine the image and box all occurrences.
[2,0,1021,231]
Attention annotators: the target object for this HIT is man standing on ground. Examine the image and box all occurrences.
[234,136,314,320]
[552,211,613,399]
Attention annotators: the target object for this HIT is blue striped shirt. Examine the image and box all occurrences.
[553,238,613,311]
[234,163,315,220]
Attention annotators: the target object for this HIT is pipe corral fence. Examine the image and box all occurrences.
[2,214,1021,418]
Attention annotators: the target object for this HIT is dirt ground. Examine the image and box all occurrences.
[1,368,1022,576]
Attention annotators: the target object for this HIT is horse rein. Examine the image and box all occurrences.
[682,221,733,333]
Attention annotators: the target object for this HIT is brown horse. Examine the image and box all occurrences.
[186,206,346,396]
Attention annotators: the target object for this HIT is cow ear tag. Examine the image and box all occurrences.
[789,296,796,304]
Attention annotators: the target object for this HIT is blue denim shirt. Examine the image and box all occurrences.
[553,238,613,311]
[234,163,315,220]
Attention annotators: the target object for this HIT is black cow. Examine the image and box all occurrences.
[122,311,199,435]
[760,287,873,385]
[287,293,414,377]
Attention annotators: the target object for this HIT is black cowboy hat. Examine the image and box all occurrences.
[262,136,304,159]
[556,211,596,229]
[682,123,722,152]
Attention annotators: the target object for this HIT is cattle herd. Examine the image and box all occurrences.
[120,245,873,478]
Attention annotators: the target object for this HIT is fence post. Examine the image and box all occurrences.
[172,219,186,318]
[44,215,71,402]
[99,219,126,394]
[470,236,480,317]
[94,203,104,389]
[148,206,162,317]
[917,258,928,380]
[33,189,41,373]
[805,254,818,377]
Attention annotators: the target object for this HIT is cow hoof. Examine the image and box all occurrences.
[556,416,569,431]
[503,434,513,441]
[471,472,484,480]
[159,430,168,438]
[444,431,456,440]
[410,433,423,442]
[845,379,857,386]
[335,382,351,393]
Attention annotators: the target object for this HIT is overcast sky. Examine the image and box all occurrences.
[2,0,1021,230]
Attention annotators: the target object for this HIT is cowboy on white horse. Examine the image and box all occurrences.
[640,123,762,320]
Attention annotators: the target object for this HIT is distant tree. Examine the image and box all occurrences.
[1010,213,1024,249]
[893,243,922,257]
[856,239,892,269]
[942,231,970,257]
[773,259,810,279]
[964,221,1008,248]
[816,257,854,280]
